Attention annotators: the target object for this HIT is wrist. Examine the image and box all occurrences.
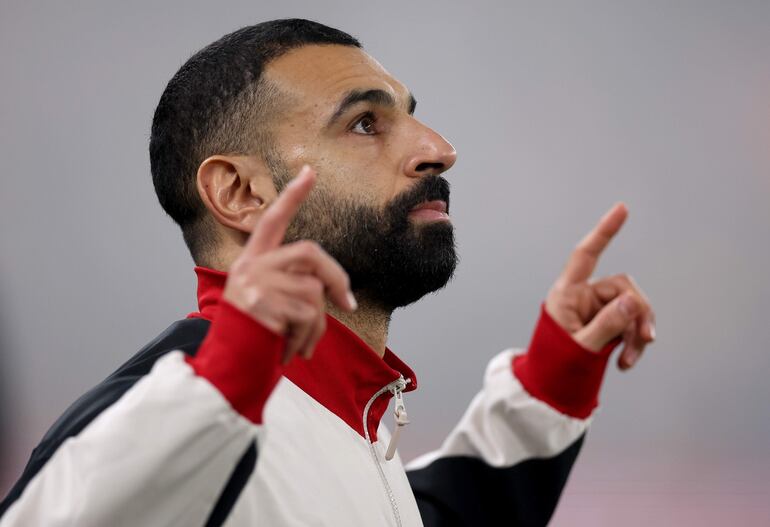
[512,303,620,419]
[187,299,285,424]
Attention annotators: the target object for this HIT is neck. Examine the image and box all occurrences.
[327,298,392,358]
[208,250,393,358]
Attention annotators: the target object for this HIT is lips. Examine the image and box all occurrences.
[410,200,448,214]
[408,200,450,222]
[389,176,451,224]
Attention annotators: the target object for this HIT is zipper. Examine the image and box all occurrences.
[385,378,410,461]
[362,375,411,527]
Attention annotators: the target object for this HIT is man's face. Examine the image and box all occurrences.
[261,45,458,310]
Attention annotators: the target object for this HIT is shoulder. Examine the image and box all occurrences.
[0,318,211,513]
[43,317,211,450]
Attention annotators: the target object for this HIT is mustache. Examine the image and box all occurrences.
[386,176,451,218]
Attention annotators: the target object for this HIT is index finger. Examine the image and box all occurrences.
[246,165,317,254]
[560,202,628,284]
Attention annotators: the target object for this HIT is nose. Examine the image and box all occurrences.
[403,122,457,178]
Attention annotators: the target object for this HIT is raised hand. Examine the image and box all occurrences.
[223,165,357,364]
[545,203,656,370]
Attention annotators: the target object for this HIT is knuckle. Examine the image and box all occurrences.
[297,240,322,257]
[627,291,649,313]
[627,292,643,310]
[624,274,645,295]
[614,273,631,285]
[295,273,323,291]
[549,280,567,296]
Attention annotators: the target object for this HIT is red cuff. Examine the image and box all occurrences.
[186,300,285,424]
[512,303,620,419]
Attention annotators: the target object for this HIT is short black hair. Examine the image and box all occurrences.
[149,19,361,265]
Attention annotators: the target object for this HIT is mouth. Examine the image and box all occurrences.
[408,200,450,222]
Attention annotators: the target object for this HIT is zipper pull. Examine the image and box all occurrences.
[385,378,410,461]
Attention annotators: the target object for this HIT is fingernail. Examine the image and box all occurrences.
[347,291,358,311]
[618,295,637,317]
[648,321,656,341]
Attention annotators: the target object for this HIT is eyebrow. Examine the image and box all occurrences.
[326,88,417,127]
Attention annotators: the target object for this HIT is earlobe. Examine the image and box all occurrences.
[196,155,273,235]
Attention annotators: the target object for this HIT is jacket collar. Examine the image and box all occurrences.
[187,266,418,442]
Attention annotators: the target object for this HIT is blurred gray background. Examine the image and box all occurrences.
[1,1,769,525]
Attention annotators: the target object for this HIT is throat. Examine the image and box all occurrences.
[326,299,391,358]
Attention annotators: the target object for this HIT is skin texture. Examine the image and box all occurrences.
[195,44,655,367]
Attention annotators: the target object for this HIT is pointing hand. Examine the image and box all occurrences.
[545,203,656,370]
[223,165,357,364]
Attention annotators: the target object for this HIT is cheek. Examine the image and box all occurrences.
[318,157,395,207]
[300,132,410,207]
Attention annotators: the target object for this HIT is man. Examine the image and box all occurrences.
[0,18,655,526]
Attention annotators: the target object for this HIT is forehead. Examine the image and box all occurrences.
[263,45,410,118]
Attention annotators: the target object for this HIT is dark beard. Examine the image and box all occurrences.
[282,175,458,312]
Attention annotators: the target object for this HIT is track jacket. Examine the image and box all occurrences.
[0,266,618,526]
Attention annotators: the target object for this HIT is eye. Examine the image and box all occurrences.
[350,112,378,135]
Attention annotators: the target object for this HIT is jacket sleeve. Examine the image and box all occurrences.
[0,300,283,527]
[406,304,620,527]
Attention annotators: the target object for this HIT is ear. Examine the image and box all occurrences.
[196,155,277,235]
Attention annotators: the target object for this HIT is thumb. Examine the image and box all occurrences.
[573,293,641,351]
